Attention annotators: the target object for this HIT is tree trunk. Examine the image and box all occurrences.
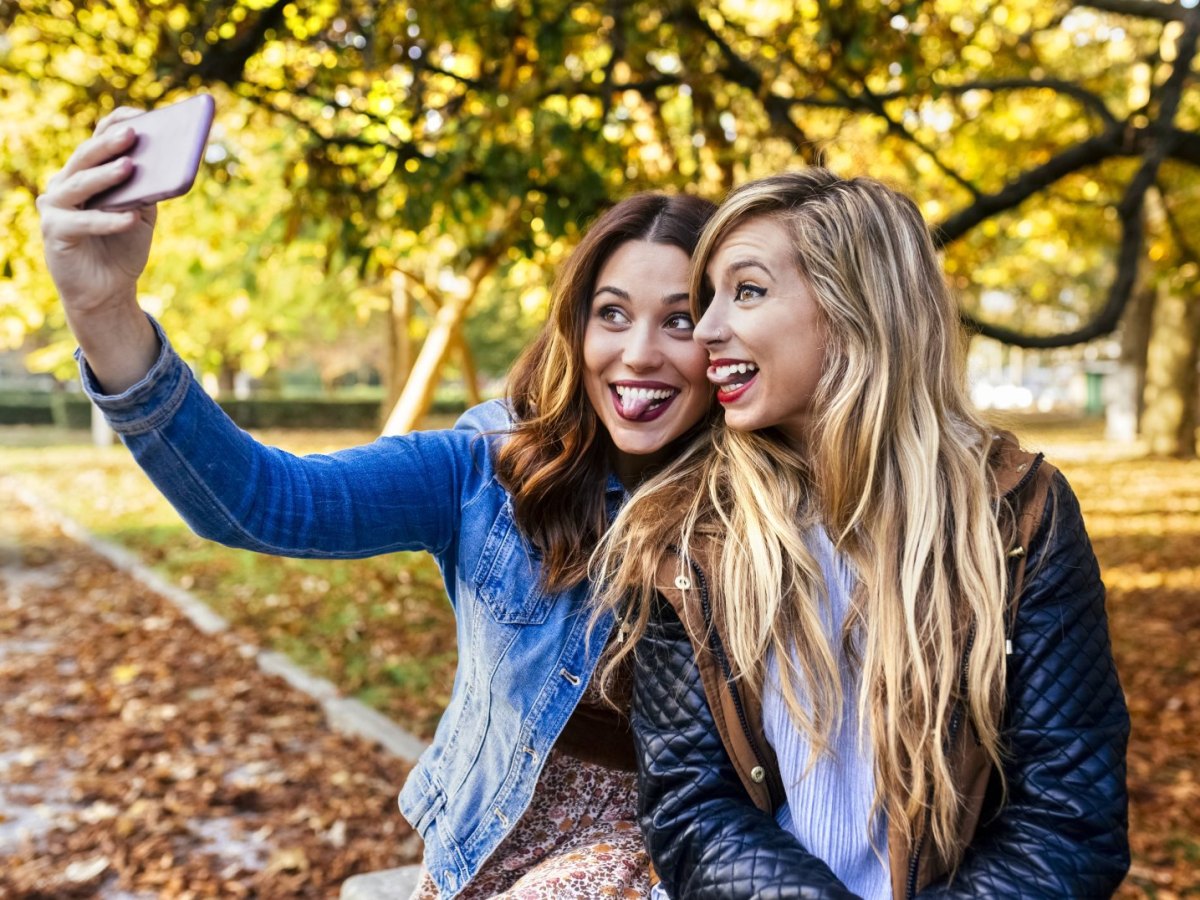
[383,291,470,435]
[383,272,412,425]
[1107,280,1157,442]
[381,199,523,434]
[454,330,482,407]
[217,361,237,398]
[1140,284,1200,457]
[91,403,114,447]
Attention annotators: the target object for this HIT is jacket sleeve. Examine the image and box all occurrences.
[634,594,860,900]
[79,317,494,559]
[918,470,1130,898]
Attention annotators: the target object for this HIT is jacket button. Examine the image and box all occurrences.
[750,766,766,783]
[674,575,691,590]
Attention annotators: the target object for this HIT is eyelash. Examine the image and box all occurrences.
[734,282,765,302]
[597,306,694,331]
[665,313,695,331]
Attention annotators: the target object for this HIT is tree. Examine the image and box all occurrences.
[4,0,1199,448]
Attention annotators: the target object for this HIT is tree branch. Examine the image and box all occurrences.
[672,4,821,162]
[855,84,982,197]
[1080,0,1198,24]
[961,16,1200,347]
[933,130,1123,245]
[873,77,1120,130]
[188,0,291,85]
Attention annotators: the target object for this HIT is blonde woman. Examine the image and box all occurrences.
[594,170,1129,898]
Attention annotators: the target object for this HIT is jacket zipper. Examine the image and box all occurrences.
[688,557,782,807]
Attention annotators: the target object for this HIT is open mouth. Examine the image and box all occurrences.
[610,384,679,422]
[709,362,758,403]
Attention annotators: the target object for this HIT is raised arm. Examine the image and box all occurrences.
[918,472,1130,898]
[40,112,493,563]
[634,595,859,900]
[74,325,498,560]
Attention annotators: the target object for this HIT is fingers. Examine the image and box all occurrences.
[38,200,139,244]
[37,171,156,234]
[53,125,136,189]
[38,107,157,245]
[48,106,144,194]
[44,154,135,211]
[94,106,145,137]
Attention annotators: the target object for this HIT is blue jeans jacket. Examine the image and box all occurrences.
[80,320,622,897]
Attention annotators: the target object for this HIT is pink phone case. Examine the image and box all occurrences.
[88,94,216,212]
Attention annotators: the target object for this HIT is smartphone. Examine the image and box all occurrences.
[87,94,216,212]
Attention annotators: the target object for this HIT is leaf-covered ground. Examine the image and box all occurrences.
[0,418,1197,897]
[0,475,420,898]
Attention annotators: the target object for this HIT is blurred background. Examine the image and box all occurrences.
[1,1,1197,897]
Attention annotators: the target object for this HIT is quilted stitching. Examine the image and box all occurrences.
[634,470,1129,899]
[634,594,858,899]
[918,472,1130,898]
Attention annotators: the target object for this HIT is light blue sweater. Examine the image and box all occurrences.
[762,528,891,900]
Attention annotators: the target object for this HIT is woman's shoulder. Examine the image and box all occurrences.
[453,398,515,436]
[988,430,1057,499]
[993,437,1097,610]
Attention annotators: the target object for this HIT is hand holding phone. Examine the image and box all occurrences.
[39,97,216,392]
[86,94,215,211]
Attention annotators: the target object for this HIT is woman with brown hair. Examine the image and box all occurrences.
[38,108,717,898]
[594,169,1129,898]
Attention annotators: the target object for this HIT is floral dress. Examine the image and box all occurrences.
[409,674,650,899]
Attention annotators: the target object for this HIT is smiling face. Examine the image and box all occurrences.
[694,216,827,448]
[582,239,711,485]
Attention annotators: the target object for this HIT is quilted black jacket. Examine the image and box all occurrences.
[633,470,1130,899]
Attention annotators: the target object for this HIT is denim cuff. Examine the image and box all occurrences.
[76,314,193,436]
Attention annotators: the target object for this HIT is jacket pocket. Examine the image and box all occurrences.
[471,502,553,624]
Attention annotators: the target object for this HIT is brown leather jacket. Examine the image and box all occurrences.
[649,436,1055,898]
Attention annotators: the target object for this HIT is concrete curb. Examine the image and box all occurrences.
[5,476,430,764]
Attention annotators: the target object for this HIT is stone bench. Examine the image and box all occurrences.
[340,864,423,899]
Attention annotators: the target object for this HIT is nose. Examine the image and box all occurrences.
[694,302,728,347]
[622,321,663,370]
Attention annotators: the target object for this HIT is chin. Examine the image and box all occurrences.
[722,410,762,434]
[612,437,662,458]
[621,426,683,455]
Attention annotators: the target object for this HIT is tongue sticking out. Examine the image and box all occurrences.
[620,392,656,419]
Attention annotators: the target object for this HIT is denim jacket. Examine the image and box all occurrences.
[80,320,621,898]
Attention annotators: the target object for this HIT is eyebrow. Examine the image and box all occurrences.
[727,258,774,278]
[593,286,691,306]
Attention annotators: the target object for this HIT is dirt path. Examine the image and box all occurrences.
[0,478,421,898]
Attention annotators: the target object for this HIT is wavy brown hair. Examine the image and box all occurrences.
[594,170,1011,872]
[495,192,716,592]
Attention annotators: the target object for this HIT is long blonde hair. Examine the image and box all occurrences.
[593,170,1010,870]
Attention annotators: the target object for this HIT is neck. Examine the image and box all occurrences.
[778,419,812,455]
[612,447,670,490]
